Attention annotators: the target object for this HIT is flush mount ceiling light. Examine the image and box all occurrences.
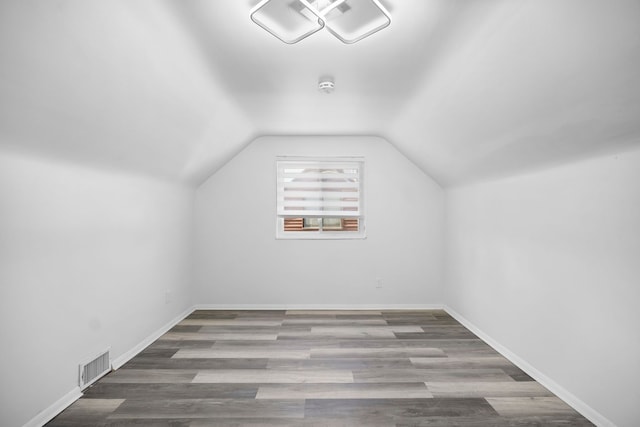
[250,0,391,44]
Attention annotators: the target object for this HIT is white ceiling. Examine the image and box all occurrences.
[1,0,639,186]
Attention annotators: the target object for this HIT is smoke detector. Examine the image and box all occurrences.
[318,77,335,94]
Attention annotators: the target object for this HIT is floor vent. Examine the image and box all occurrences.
[79,348,111,390]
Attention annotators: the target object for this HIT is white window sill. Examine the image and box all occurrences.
[276,231,367,240]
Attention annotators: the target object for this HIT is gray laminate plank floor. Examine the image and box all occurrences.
[47,310,594,426]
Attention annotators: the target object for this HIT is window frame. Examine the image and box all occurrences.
[275,156,366,240]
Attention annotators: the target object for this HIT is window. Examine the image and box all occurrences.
[276,157,365,239]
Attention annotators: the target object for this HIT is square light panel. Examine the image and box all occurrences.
[250,0,325,44]
[324,0,391,44]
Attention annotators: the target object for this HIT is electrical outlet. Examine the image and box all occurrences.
[165,290,172,304]
[376,278,383,289]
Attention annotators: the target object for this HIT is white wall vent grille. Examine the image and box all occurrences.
[79,348,111,390]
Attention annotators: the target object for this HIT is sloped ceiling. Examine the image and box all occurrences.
[1,0,639,186]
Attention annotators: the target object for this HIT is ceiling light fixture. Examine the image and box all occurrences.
[250,0,391,44]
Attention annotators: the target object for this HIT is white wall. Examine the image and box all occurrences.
[445,148,640,427]
[194,136,444,307]
[0,150,194,427]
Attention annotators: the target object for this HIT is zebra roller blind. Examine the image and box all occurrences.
[276,158,363,218]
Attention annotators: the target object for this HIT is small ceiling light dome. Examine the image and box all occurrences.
[318,78,335,94]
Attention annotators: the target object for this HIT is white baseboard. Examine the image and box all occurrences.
[443,305,615,427]
[23,387,82,427]
[111,306,195,369]
[23,306,195,427]
[194,304,445,310]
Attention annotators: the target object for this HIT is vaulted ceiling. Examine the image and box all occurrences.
[1,0,639,186]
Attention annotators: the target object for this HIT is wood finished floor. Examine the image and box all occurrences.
[48,310,594,426]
